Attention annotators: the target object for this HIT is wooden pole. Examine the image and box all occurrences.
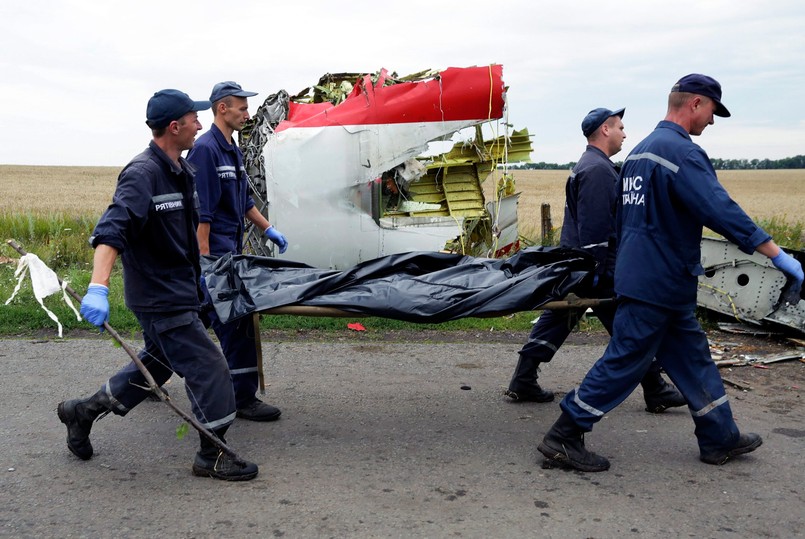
[541,203,553,245]
[253,313,265,395]
[256,295,613,318]
[6,239,246,463]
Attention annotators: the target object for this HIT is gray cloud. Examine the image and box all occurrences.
[1,0,803,165]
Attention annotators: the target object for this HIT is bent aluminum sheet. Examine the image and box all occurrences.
[698,236,805,333]
[204,247,595,325]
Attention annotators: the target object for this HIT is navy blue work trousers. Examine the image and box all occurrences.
[514,300,663,387]
[203,298,260,409]
[560,298,740,455]
[102,310,237,432]
[518,302,617,360]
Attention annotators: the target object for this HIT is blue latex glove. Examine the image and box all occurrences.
[80,283,110,328]
[264,226,288,254]
[771,250,804,284]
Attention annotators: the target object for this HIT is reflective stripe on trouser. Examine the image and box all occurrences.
[510,308,586,391]
[512,301,663,390]
[517,308,589,363]
[103,310,236,431]
[560,299,739,454]
[208,306,259,408]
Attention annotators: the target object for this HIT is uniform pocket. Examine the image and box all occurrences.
[152,311,196,334]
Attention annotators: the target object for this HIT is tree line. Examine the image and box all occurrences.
[513,155,805,170]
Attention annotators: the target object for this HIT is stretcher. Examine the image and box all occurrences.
[200,247,610,393]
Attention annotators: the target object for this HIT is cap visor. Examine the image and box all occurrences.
[714,102,730,118]
[192,100,212,112]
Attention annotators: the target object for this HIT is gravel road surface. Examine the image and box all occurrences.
[1,332,803,538]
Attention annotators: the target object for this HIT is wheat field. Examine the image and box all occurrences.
[0,165,122,216]
[498,169,805,237]
[1,165,802,229]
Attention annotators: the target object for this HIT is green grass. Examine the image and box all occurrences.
[1,212,133,335]
[0,261,546,337]
[0,211,558,337]
[755,216,804,250]
[2,210,800,338]
[0,243,547,338]
[1,212,98,270]
[259,311,542,332]
[0,256,547,337]
[0,248,602,338]
[0,263,140,336]
[703,216,804,250]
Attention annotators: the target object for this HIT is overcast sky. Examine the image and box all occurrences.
[1,0,803,167]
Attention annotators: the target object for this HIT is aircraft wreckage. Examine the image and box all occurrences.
[698,237,804,334]
[239,64,529,270]
[223,65,804,335]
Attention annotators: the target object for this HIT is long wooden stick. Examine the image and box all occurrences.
[251,282,614,394]
[6,239,245,463]
[256,296,614,318]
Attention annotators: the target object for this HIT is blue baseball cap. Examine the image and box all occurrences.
[581,107,625,138]
[209,81,258,103]
[671,74,730,117]
[145,89,211,129]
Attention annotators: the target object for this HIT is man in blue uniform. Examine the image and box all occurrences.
[538,74,804,472]
[506,107,685,413]
[58,89,259,481]
[187,81,288,422]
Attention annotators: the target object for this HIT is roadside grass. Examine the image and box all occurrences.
[0,218,603,338]
[0,258,547,337]
[1,211,97,270]
[755,216,804,250]
[0,221,548,336]
[2,165,803,337]
[2,210,802,337]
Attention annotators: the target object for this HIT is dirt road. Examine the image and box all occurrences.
[1,330,803,538]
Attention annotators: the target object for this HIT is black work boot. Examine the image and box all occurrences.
[700,433,763,465]
[641,370,686,413]
[57,390,111,460]
[505,355,555,403]
[192,428,259,481]
[537,412,610,472]
[236,399,282,422]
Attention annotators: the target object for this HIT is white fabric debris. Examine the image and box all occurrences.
[4,253,81,337]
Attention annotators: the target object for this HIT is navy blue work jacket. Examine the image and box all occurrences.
[560,145,618,280]
[90,141,203,312]
[186,124,255,256]
[615,121,770,310]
